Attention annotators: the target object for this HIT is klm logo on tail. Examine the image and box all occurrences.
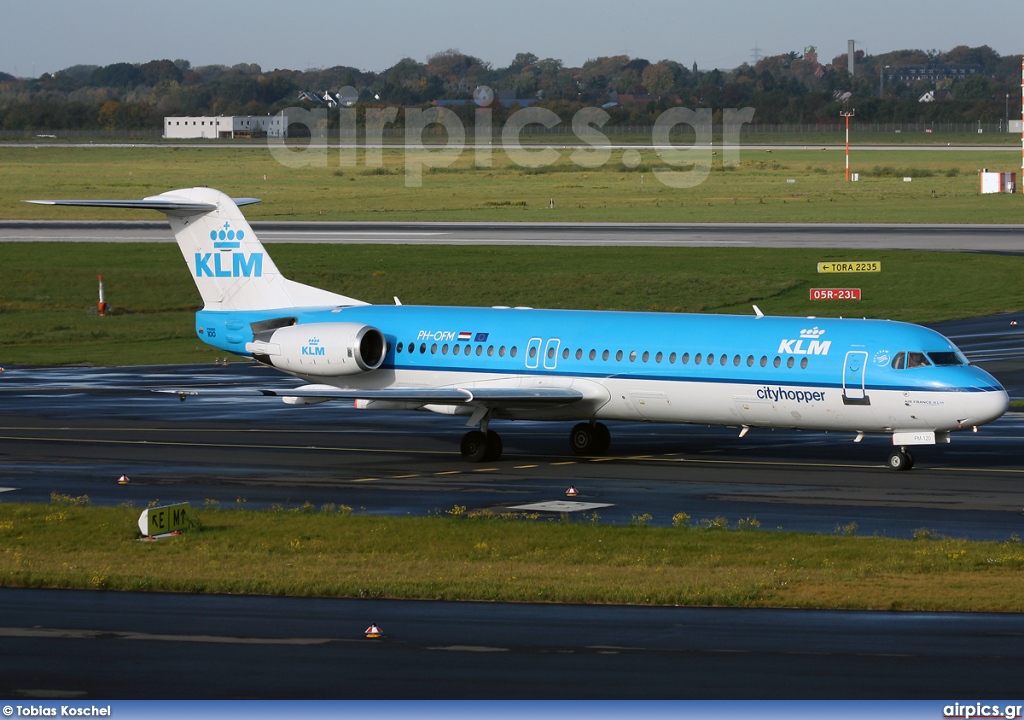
[195,252,263,278]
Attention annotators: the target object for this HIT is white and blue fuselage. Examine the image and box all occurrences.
[196,304,1005,435]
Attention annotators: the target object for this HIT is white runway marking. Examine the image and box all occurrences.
[509,501,613,512]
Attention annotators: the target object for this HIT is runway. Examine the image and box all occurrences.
[4,587,1024,699]
[2,219,1024,253]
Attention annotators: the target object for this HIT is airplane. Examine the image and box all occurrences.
[28,187,1009,470]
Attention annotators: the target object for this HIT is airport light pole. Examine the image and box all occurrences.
[841,110,855,181]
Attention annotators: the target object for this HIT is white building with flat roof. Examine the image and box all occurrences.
[163,115,288,139]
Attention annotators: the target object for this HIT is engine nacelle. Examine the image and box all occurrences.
[246,322,386,377]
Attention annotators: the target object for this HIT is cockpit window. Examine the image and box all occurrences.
[927,351,963,366]
[890,352,906,370]
[907,352,930,368]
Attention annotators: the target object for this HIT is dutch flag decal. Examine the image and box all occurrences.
[458,331,473,341]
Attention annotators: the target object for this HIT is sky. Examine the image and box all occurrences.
[1,0,1021,78]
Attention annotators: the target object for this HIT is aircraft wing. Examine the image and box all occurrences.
[160,385,585,408]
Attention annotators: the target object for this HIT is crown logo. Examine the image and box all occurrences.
[211,221,245,247]
[307,337,320,345]
[799,327,826,339]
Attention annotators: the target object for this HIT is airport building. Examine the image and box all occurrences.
[163,114,288,139]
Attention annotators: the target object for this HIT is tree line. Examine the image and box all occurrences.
[0,45,1020,133]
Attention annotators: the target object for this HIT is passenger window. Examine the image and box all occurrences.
[510,347,518,358]
[431,343,437,354]
[760,356,767,367]
[476,345,483,356]
[419,343,426,354]
[397,342,404,353]
[629,351,637,362]
[669,352,677,363]
[706,354,714,365]
[655,351,663,363]
[546,347,555,359]
[891,352,906,370]
[452,345,460,355]
[908,352,929,368]
[529,346,538,359]
[642,351,649,363]
[682,353,690,364]
[773,356,781,368]
[499,346,506,357]
[800,358,808,369]
[721,355,728,366]
[746,355,754,367]
[786,357,795,368]
[487,346,494,356]
[575,349,583,360]
[694,353,702,365]
[588,349,596,360]
[602,350,609,360]
[563,348,570,360]
[616,350,623,361]
[733,355,740,366]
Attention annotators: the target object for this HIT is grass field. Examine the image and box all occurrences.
[2,243,1024,365]
[3,499,1024,611]
[2,145,1023,223]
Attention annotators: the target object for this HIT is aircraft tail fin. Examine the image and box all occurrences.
[27,187,365,312]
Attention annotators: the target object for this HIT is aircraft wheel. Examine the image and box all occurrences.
[593,422,611,454]
[887,449,912,471]
[569,423,596,455]
[461,430,488,462]
[483,430,503,462]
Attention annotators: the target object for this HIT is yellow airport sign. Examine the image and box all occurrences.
[817,261,881,273]
[138,502,191,536]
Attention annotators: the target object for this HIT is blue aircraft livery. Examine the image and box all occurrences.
[28,188,1009,471]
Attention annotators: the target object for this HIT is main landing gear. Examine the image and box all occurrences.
[887,447,915,471]
[459,420,612,462]
[569,422,611,456]
[460,429,503,462]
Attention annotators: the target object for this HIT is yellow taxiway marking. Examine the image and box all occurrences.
[351,477,378,483]
[392,474,420,479]
[473,467,498,472]
[589,457,617,462]
[435,470,461,476]
[514,464,538,469]
[551,461,577,466]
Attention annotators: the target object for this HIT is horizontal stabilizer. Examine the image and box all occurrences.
[26,197,260,213]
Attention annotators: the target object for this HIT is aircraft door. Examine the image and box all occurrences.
[525,337,542,369]
[543,338,560,370]
[842,350,869,404]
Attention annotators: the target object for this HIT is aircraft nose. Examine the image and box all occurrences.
[963,387,1009,427]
